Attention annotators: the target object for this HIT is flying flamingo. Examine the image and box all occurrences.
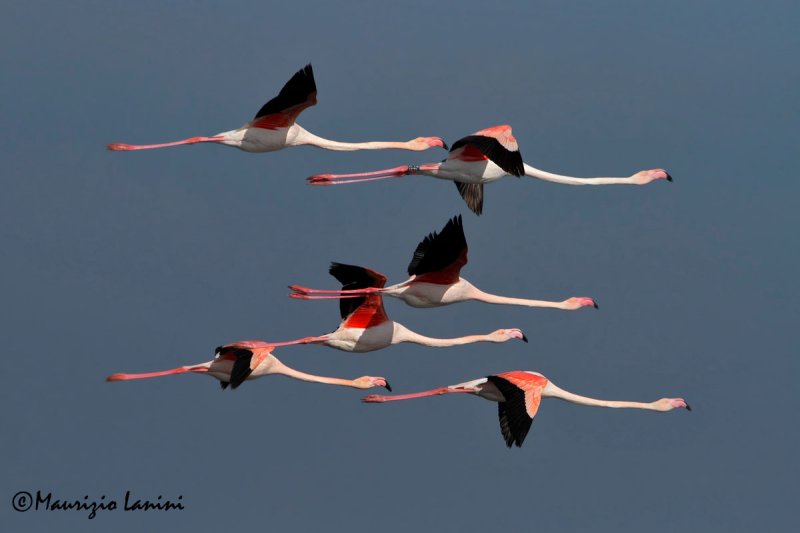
[106,341,391,391]
[308,124,671,215]
[107,64,446,154]
[363,371,690,448]
[290,215,596,311]
[276,264,526,352]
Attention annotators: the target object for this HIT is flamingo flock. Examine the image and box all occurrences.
[106,63,688,448]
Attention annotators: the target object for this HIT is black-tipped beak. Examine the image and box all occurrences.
[521,334,528,343]
[441,141,449,151]
[685,403,692,411]
[384,381,392,392]
[593,301,599,309]
[666,173,673,182]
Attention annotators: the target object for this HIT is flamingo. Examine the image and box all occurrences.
[308,124,671,215]
[290,215,596,311]
[363,371,690,448]
[276,264,526,352]
[106,341,391,391]
[107,64,446,154]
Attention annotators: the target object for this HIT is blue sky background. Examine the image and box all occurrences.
[2,1,798,531]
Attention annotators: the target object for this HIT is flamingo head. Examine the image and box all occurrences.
[563,297,598,310]
[631,168,673,185]
[491,328,528,343]
[408,136,449,151]
[354,376,392,391]
[653,397,692,412]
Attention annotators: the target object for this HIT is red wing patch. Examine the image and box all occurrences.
[412,248,468,285]
[495,372,548,418]
[249,113,294,130]
[251,64,317,128]
[448,144,490,162]
[343,294,389,329]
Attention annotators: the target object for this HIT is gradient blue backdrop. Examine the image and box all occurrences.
[2,1,798,531]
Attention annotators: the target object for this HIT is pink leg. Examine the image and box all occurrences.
[106,365,207,381]
[307,165,415,185]
[267,335,330,348]
[289,293,364,300]
[107,136,225,151]
[362,387,473,403]
[289,284,382,296]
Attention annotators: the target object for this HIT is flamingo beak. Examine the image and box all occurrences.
[521,333,528,343]
[593,300,599,309]
[666,173,673,182]
[684,402,692,411]
[384,381,392,392]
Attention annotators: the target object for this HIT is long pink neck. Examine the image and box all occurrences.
[107,136,225,151]
[106,365,208,381]
[274,362,360,388]
[523,163,636,185]
[394,326,495,347]
[544,382,656,410]
[299,135,412,151]
[468,287,569,309]
[293,129,424,151]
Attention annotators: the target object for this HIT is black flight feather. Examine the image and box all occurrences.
[254,64,317,119]
[487,375,534,448]
[454,182,484,215]
[228,348,255,389]
[407,215,468,276]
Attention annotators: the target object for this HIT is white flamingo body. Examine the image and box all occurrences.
[321,321,395,353]
[423,158,508,184]
[212,124,296,153]
[380,278,482,308]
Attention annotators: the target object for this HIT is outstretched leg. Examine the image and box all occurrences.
[363,386,474,403]
[107,136,225,151]
[307,165,418,185]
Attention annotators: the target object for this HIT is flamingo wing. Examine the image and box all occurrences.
[487,375,534,448]
[214,343,275,389]
[407,215,469,283]
[213,345,255,389]
[454,182,484,216]
[250,64,317,130]
[448,125,524,178]
[328,263,390,328]
[228,349,256,389]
